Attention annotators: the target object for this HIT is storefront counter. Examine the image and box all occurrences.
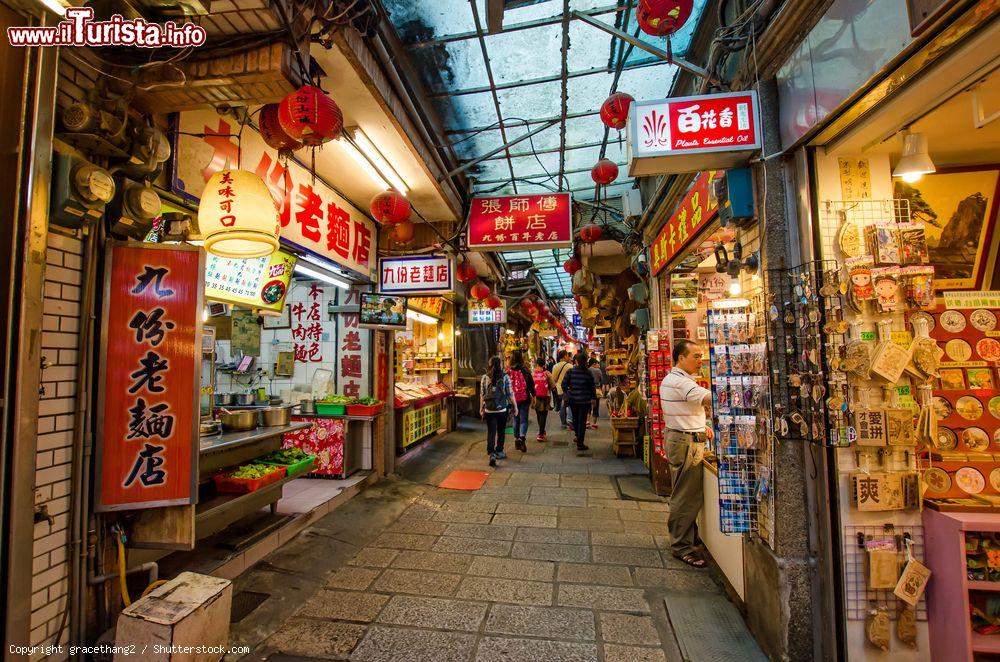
[198,422,311,478]
[699,460,746,601]
[282,412,379,478]
[395,393,453,452]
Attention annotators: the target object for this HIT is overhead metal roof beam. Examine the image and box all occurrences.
[486,0,504,33]
[473,162,629,185]
[556,0,571,194]
[439,119,559,182]
[465,137,615,163]
[445,109,599,134]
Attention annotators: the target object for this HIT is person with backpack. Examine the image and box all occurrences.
[551,350,574,429]
[564,351,598,452]
[531,357,557,442]
[480,355,516,467]
[508,350,536,453]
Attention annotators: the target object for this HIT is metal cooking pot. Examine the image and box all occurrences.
[218,409,257,432]
[214,393,234,406]
[299,399,316,415]
[233,393,255,406]
[261,406,291,427]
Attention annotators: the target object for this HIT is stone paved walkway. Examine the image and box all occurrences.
[233,415,725,661]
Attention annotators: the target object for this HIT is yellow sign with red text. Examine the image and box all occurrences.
[650,170,723,275]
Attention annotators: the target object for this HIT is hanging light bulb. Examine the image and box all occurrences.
[728,279,742,296]
[198,169,280,258]
[892,130,935,183]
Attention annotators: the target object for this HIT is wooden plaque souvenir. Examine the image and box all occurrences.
[855,409,887,447]
[886,408,917,446]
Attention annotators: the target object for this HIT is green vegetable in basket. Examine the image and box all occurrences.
[356,397,382,406]
[317,394,357,404]
[263,447,309,464]
[230,463,279,479]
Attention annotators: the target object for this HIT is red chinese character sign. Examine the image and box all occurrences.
[378,255,453,295]
[467,193,572,251]
[628,91,761,176]
[97,244,202,511]
[650,171,723,275]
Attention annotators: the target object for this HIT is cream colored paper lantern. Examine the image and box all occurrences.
[199,169,280,258]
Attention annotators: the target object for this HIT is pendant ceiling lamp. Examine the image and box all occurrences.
[259,103,302,154]
[591,159,619,185]
[199,169,280,258]
[278,85,343,146]
[892,130,936,183]
[600,92,634,130]
[370,189,411,225]
[637,0,694,36]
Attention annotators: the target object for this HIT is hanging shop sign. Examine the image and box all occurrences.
[335,289,371,399]
[651,170,724,275]
[378,255,453,294]
[627,91,761,176]
[205,250,296,312]
[172,110,377,281]
[96,244,203,511]
[467,192,572,251]
[469,298,507,324]
[410,297,445,318]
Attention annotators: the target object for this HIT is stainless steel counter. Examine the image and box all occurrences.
[199,422,311,455]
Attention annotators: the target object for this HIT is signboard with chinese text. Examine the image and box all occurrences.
[97,244,202,511]
[467,193,572,250]
[290,282,328,363]
[335,289,371,398]
[469,298,507,324]
[378,255,453,294]
[410,296,445,318]
[205,250,296,312]
[628,91,761,176]
[172,110,377,281]
[650,171,724,275]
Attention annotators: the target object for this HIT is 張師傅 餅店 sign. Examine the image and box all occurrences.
[172,110,377,282]
[467,193,572,251]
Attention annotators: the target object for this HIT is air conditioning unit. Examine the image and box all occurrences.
[621,188,643,220]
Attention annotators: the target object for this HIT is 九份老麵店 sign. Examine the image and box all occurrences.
[378,255,453,294]
[650,171,723,275]
[97,244,202,511]
[467,193,572,251]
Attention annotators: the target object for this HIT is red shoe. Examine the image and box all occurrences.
[536,434,546,442]
[591,423,599,429]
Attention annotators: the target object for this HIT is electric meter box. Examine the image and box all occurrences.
[50,151,116,228]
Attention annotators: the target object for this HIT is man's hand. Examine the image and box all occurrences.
[704,426,715,441]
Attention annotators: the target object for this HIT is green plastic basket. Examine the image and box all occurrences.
[315,403,346,415]
[261,455,317,477]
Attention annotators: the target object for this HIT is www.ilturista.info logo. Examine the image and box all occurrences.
[8,7,206,47]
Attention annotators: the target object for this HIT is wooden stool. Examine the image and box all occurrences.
[611,417,640,457]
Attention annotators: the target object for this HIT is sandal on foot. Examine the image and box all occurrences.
[677,553,707,568]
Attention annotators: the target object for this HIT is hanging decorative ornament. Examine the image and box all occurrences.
[199,169,280,259]
[456,260,478,283]
[485,294,503,309]
[563,257,582,274]
[259,103,303,154]
[600,92,634,130]
[370,190,411,226]
[278,85,343,146]
[470,281,491,301]
[580,223,603,243]
[591,159,619,185]
[389,219,415,244]
[637,0,694,36]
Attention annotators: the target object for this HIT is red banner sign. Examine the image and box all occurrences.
[97,244,202,511]
[650,171,723,275]
[467,193,572,251]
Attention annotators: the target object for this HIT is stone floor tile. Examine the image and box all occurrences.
[299,589,389,622]
[439,501,500,514]
[586,488,618,499]
[472,492,527,503]
[557,584,650,612]
[557,562,633,586]
[637,501,670,511]
[377,595,488,631]
[618,509,669,522]
[659,552,696,570]
[493,463,542,473]
[455,576,553,606]
[484,473,510,486]
[266,618,366,658]
[389,519,448,535]
[325,566,380,590]
[560,476,615,487]
[514,527,590,545]
[371,532,439,551]
[371,569,462,597]
[476,636,599,662]
[529,495,588,507]
[559,506,622,520]
[620,520,666,535]
[633,567,721,592]
[467,556,555,582]
[433,536,513,557]
[391,550,473,574]
[352,625,477,662]
[597,613,661,645]
[587,498,639,510]
[542,464,590,475]
[591,546,663,568]
[558,517,625,532]
[433,510,495,524]
[397,504,440,521]
[443,522,516,541]
[511,541,590,563]
[654,535,672,550]
[490,513,558,528]
[602,644,666,662]
[533,486,587,499]
[506,472,561,486]
[590,532,657,548]
[478,485,532,495]
[485,604,596,640]
[495,502,559,516]
[349,547,399,568]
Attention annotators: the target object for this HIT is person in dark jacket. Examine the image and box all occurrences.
[508,350,536,452]
[564,352,597,451]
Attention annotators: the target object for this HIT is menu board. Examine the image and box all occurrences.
[205,250,296,312]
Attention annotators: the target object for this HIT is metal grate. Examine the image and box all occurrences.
[230,590,270,623]
[842,524,927,621]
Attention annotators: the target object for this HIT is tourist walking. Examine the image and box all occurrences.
[588,357,604,429]
[551,350,573,429]
[532,357,556,442]
[480,356,516,467]
[563,352,597,452]
[508,350,535,452]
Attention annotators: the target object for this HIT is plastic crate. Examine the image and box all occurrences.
[260,454,317,477]
[347,403,383,417]
[213,466,286,494]
[315,403,346,415]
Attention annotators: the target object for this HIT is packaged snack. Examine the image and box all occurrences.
[898,222,929,265]
[846,256,875,301]
[866,223,901,265]
[872,266,902,313]
[901,266,935,309]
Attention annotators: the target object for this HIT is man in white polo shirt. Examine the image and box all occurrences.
[660,338,714,568]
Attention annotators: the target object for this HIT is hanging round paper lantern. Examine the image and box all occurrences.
[591,158,619,185]
[278,85,343,146]
[389,220,415,244]
[199,169,279,259]
[600,92,634,130]
[580,223,603,243]
[456,260,478,283]
[259,103,303,153]
[485,294,502,309]
[563,257,582,275]
[470,281,491,301]
[637,0,694,36]
[370,190,411,226]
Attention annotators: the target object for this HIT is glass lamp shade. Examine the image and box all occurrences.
[892,132,936,180]
[199,169,280,259]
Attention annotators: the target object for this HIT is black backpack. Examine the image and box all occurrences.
[483,376,508,410]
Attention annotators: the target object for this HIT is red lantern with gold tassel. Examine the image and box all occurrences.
[389,220,415,244]
[580,223,603,243]
[259,103,302,153]
[600,92,634,130]
[370,190,411,226]
[470,281,491,301]
[563,257,582,275]
[278,85,343,146]
[485,294,502,309]
[456,260,477,283]
[637,0,694,36]
[591,159,619,185]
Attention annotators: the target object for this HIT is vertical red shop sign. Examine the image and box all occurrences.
[649,171,724,276]
[97,244,203,511]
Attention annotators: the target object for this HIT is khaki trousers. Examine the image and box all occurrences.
[666,429,705,557]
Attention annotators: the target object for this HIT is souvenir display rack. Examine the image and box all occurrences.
[646,329,672,462]
[842,524,927,621]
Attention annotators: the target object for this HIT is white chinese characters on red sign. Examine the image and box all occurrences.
[632,91,760,156]
[467,193,572,251]
[378,255,453,294]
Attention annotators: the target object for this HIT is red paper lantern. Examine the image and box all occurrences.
[389,220,415,244]
[580,223,603,243]
[370,190,411,226]
[600,92,634,130]
[485,294,502,309]
[456,260,477,283]
[637,0,694,36]
[591,159,619,185]
[563,257,582,275]
[259,103,302,153]
[278,85,343,146]
[470,281,491,301]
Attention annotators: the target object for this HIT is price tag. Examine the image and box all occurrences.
[891,331,912,348]
[860,331,876,341]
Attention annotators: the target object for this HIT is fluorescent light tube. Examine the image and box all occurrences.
[351,129,409,194]
[338,137,391,192]
[407,309,437,324]
[293,263,350,289]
